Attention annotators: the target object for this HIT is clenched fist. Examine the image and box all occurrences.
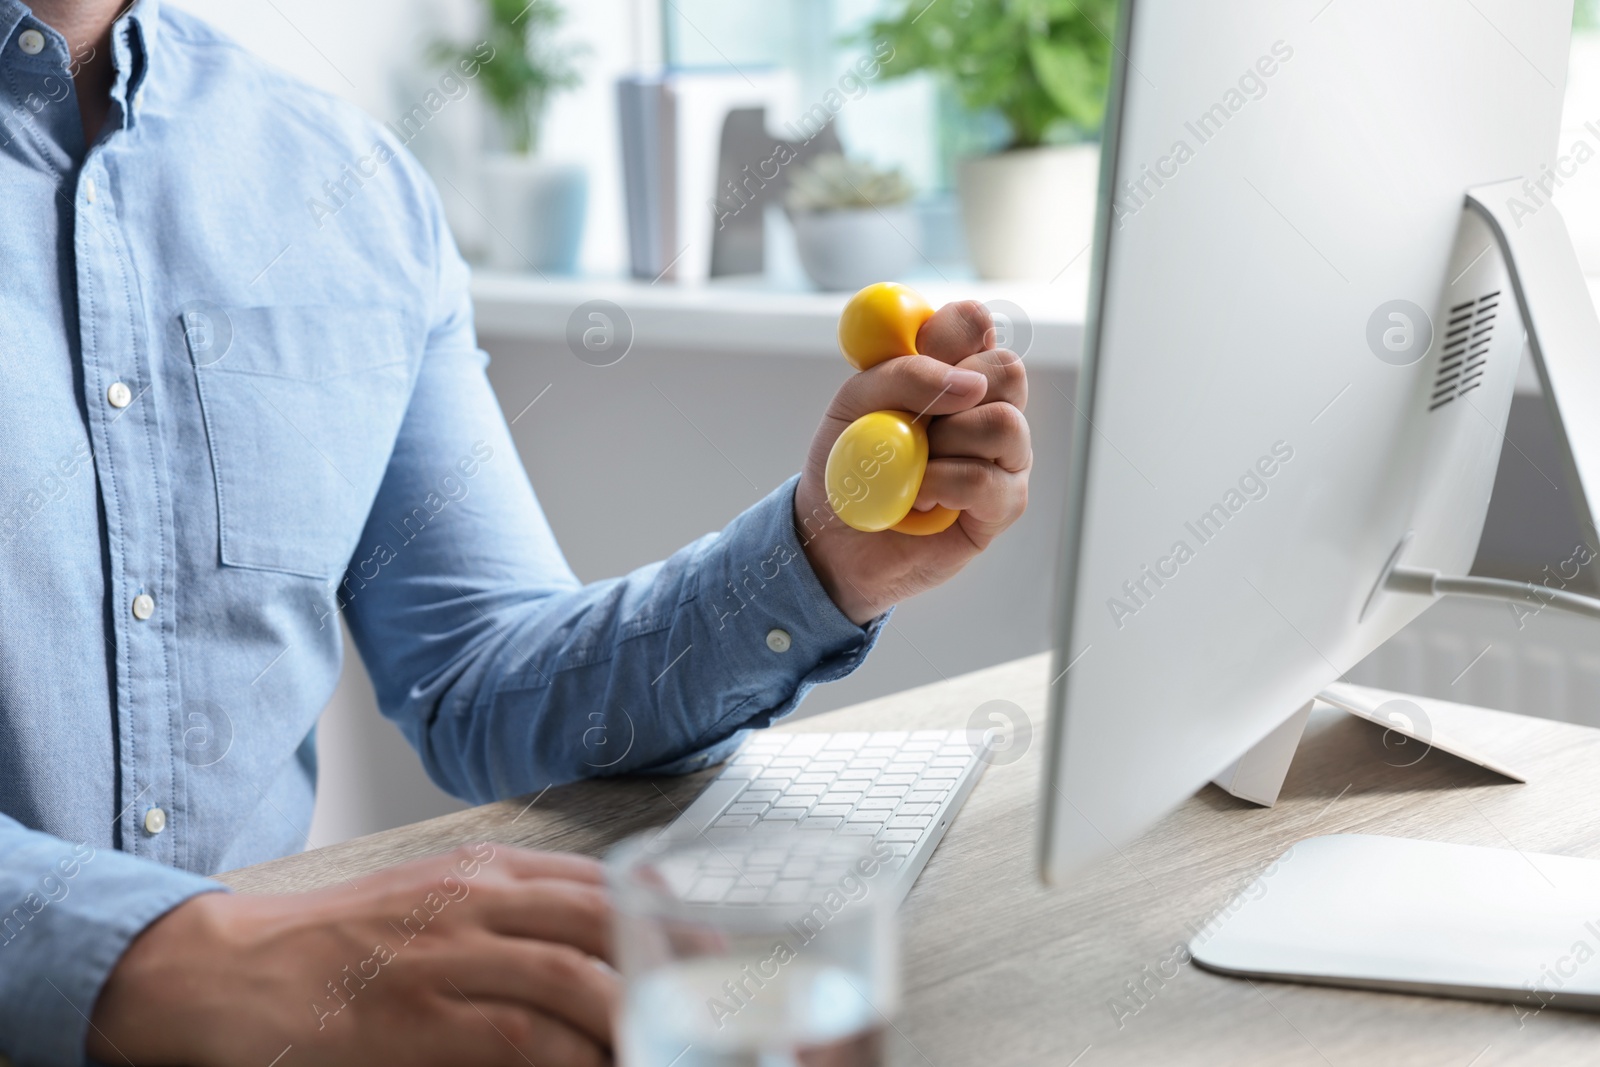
[797,300,1032,624]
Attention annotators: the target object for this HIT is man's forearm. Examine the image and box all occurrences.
[350,476,884,804]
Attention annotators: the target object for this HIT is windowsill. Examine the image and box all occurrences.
[469,270,1091,368]
[469,271,1600,393]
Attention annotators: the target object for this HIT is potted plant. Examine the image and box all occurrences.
[784,153,919,291]
[867,0,1116,281]
[433,0,588,273]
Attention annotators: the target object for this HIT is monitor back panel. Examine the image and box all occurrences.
[1042,0,1570,883]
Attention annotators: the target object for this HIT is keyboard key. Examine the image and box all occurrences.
[764,808,804,820]
[906,791,948,804]
[807,760,847,772]
[857,797,898,810]
[726,803,769,815]
[749,850,788,868]
[888,815,932,829]
[753,777,792,791]
[686,876,735,902]
[878,829,922,842]
[839,823,880,835]
[878,774,918,785]
[800,816,843,830]
[809,804,853,817]
[744,870,778,886]
[931,756,970,768]
[898,803,938,816]
[714,815,758,828]
[819,792,863,806]
[848,758,888,769]
[921,768,963,780]
[868,732,909,744]
[796,773,836,784]
[740,790,780,804]
[726,887,768,904]
[785,784,827,797]
[836,769,876,781]
[868,785,909,798]
[782,859,818,878]
[769,881,810,903]
[825,733,870,749]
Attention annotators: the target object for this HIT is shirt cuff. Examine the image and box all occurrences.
[641,474,888,775]
[0,837,226,1067]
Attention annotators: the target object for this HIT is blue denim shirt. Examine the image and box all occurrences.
[0,2,882,1061]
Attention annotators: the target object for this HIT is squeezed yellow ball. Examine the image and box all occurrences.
[827,283,961,537]
[837,282,935,371]
[825,410,928,533]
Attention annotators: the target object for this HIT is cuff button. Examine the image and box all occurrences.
[766,628,792,653]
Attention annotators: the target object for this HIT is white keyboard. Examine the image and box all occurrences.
[666,729,990,907]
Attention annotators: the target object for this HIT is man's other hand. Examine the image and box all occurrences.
[89,846,617,1066]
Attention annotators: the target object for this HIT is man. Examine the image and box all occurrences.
[0,0,1031,1063]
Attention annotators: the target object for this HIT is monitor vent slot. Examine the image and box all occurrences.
[1429,291,1498,411]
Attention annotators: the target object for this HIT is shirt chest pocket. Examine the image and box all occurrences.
[185,305,414,580]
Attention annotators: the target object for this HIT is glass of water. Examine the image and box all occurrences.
[607,826,899,1067]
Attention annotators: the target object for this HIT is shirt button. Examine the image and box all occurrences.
[766,628,792,653]
[107,381,132,408]
[143,807,167,834]
[17,28,44,55]
[85,177,97,203]
[131,593,155,620]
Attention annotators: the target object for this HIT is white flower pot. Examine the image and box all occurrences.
[957,144,1100,281]
[790,206,920,292]
[478,155,588,274]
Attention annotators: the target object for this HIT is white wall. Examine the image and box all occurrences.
[171,0,638,275]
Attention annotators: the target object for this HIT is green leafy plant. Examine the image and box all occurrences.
[786,153,916,212]
[865,0,1117,150]
[431,0,586,154]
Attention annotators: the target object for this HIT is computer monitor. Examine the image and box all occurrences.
[1040,0,1573,883]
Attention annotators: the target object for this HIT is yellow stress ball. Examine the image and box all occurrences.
[827,283,961,536]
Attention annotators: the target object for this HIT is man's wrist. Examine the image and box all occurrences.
[89,891,238,1064]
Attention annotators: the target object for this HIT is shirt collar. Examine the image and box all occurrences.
[0,0,159,128]
[112,0,159,126]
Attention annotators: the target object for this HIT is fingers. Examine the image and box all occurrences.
[455,938,620,1049]
[914,457,1030,527]
[827,354,987,424]
[926,403,1032,474]
[447,1000,610,1067]
[479,878,614,962]
[953,346,1027,412]
[491,846,607,886]
[916,300,994,364]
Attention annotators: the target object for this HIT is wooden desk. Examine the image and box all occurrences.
[222,654,1600,1065]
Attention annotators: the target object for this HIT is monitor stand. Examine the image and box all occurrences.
[1199,178,1600,1011]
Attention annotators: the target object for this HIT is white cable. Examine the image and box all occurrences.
[1387,565,1600,622]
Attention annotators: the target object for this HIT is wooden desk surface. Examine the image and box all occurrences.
[221,654,1600,1065]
